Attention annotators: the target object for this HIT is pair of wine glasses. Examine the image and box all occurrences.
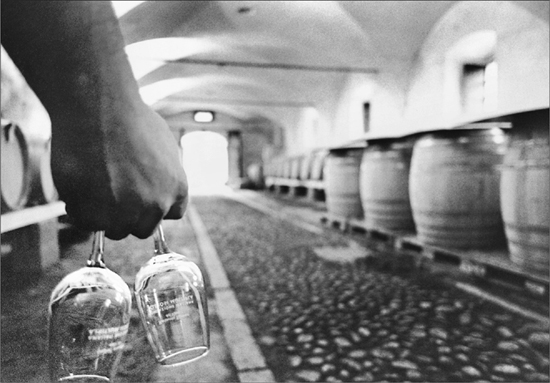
[48,225,209,382]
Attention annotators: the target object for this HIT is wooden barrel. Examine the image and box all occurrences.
[282,158,292,179]
[310,150,328,180]
[28,139,58,205]
[272,159,280,177]
[1,120,31,212]
[271,158,283,178]
[299,152,315,180]
[409,128,507,249]
[290,156,303,179]
[246,163,264,189]
[500,136,549,273]
[264,162,272,178]
[324,148,363,219]
[360,138,415,231]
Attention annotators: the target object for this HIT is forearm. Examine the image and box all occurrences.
[1,1,142,135]
[2,1,188,239]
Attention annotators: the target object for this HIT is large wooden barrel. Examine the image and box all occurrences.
[270,158,283,178]
[310,150,328,180]
[273,158,284,178]
[1,120,31,212]
[360,137,415,232]
[324,148,363,219]
[28,139,58,205]
[409,128,507,249]
[500,136,549,273]
[289,156,303,179]
[246,163,264,188]
[299,152,315,180]
[264,161,273,178]
[282,158,292,179]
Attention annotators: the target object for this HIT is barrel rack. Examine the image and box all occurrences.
[1,201,66,273]
[264,149,330,201]
[320,213,549,302]
[265,177,325,200]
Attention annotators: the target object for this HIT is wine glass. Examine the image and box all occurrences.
[48,231,132,382]
[134,224,209,366]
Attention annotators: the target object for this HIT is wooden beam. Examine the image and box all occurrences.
[1,201,66,233]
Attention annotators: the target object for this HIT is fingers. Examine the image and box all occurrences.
[64,199,111,233]
[164,193,188,220]
[131,205,164,239]
[63,171,188,240]
[165,169,189,220]
[65,196,187,240]
[131,192,188,238]
[65,198,139,240]
[104,203,161,240]
[68,202,138,240]
[105,222,135,241]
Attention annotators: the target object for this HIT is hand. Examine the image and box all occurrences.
[2,1,188,240]
[51,102,188,240]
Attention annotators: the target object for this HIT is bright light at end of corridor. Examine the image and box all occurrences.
[181,131,230,196]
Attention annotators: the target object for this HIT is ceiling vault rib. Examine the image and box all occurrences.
[159,98,315,118]
[159,57,379,74]
[163,96,314,109]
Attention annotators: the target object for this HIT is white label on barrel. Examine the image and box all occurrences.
[424,250,435,260]
[1,243,13,255]
[525,281,546,296]
[459,260,486,277]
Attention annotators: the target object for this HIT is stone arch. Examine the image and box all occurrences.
[172,109,285,186]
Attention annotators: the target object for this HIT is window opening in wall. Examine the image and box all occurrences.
[181,131,228,194]
[363,102,371,133]
[461,61,498,114]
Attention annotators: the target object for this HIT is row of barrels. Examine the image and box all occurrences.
[262,149,330,201]
[324,127,549,274]
[263,149,329,183]
[1,120,58,213]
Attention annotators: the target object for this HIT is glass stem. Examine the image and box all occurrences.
[154,224,171,255]
[87,231,106,268]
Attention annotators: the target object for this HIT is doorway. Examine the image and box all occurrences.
[181,131,229,194]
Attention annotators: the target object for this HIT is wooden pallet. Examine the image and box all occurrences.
[265,177,325,201]
[321,213,549,301]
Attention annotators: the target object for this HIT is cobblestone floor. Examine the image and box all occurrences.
[193,195,550,383]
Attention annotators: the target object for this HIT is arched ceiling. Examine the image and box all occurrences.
[115,1,458,125]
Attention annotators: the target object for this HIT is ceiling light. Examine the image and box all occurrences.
[194,111,215,123]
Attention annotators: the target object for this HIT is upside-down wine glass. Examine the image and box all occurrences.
[48,231,132,382]
[134,224,209,366]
